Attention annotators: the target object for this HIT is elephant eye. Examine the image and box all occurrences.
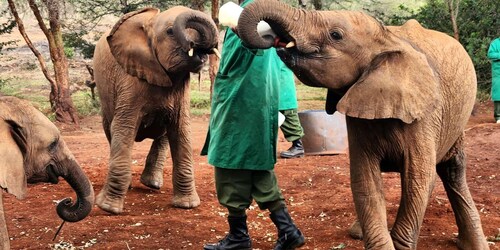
[48,138,59,152]
[166,27,174,36]
[330,31,343,40]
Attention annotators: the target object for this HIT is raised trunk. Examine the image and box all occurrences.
[172,11,218,53]
[237,0,298,49]
[55,158,94,222]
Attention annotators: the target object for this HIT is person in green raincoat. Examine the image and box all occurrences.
[488,38,500,123]
[278,68,306,159]
[201,0,305,249]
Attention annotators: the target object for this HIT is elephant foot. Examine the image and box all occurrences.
[172,191,200,209]
[348,220,363,240]
[456,237,489,250]
[95,188,125,214]
[140,171,163,190]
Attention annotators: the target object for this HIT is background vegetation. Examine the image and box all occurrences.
[0,0,498,118]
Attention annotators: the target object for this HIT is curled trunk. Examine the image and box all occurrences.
[56,158,94,222]
[173,10,218,52]
[237,0,298,49]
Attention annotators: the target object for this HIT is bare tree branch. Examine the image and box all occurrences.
[446,0,460,41]
[7,0,56,88]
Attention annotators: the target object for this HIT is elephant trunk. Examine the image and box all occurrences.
[55,155,94,222]
[237,0,299,49]
[173,10,218,53]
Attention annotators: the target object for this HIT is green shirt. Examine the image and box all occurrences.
[202,3,285,170]
[488,38,500,101]
[278,64,298,110]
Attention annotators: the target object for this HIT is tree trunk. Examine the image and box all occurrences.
[29,0,79,125]
[446,0,460,41]
[209,0,220,99]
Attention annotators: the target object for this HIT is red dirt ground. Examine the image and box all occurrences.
[3,102,499,250]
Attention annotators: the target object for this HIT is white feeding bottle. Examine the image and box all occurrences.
[219,1,276,39]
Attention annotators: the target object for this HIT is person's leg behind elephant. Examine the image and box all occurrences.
[494,101,500,123]
[279,109,305,159]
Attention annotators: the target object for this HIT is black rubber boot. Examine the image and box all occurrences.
[203,215,252,250]
[280,139,305,159]
[270,208,305,250]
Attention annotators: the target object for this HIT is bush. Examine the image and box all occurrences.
[64,46,75,59]
[63,31,96,59]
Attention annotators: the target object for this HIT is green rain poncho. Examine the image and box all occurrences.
[201,1,287,170]
[488,38,500,101]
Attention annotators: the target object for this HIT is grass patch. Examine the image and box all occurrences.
[72,90,101,116]
[476,88,491,102]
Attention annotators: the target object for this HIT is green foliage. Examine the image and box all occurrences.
[0,8,17,53]
[67,0,184,21]
[190,81,212,115]
[63,31,96,59]
[64,46,75,59]
[0,77,12,92]
[383,0,499,94]
[72,90,101,116]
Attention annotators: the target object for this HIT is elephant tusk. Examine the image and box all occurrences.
[286,41,296,48]
[188,48,194,57]
[212,48,221,59]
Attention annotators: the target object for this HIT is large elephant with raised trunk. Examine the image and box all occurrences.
[0,96,94,250]
[236,1,489,249]
[93,6,219,214]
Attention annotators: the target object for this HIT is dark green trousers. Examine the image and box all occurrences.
[215,167,285,216]
[279,109,305,142]
[494,101,500,121]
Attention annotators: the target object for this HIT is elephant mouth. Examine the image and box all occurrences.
[26,164,60,184]
[47,164,60,184]
[187,49,210,72]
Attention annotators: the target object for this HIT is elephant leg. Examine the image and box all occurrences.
[350,158,393,250]
[0,192,10,250]
[166,115,200,209]
[96,116,137,214]
[140,134,168,189]
[390,150,437,250]
[102,116,112,143]
[348,219,363,240]
[436,141,488,250]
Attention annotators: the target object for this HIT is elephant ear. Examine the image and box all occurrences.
[0,119,27,199]
[107,8,173,87]
[336,48,441,124]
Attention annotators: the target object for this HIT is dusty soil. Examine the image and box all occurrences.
[1,102,499,250]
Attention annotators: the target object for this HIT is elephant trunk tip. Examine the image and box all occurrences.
[56,194,94,223]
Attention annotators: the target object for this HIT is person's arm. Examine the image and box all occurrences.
[488,39,500,61]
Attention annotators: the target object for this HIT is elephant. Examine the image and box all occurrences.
[236,1,489,249]
[0,96,94,249]
[92,6,219,214]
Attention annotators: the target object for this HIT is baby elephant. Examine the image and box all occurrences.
[93,6,219,214]
[237,0,489,249]
[0,96,94,249]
